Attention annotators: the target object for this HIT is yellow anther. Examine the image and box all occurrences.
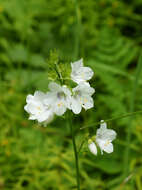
[84,98,88,103]
[104,140,110,146]
[80,97,82,104]
[37,106,41,110]
[57,102,63,107]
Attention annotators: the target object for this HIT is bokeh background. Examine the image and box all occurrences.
[0,0,142,189]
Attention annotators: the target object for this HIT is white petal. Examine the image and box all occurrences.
[78,67,94,81]
[71,59,94,84]
[44,92,56,105]
[29,115,36,120]
[71,58,83,70]
[74,82,95,96]
[48,82,61,92]
[24,103,35,113]
[96,126,116,141]
[88,142,97,155]
[96,139,105,154]
[80,82,95,96]
[62,85,71,96]
[105,129,117,141]
[72,85,80,93]
[71,76,84,84]
[70,98,82,114]
[34,91,45,97]
[64,97,72,110]
[37,110,53,123]
[103,143,113,154]
[53,101,67,116]
[42,114,54,126]
[24,104,29,112]
[26,103,42,115]
[82,96,94,110]
[96,139,114,154]
[26,94,34,103]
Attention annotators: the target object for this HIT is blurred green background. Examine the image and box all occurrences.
[0,0,142,189]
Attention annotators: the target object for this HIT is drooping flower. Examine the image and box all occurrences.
[71,59,94,84]
[70,82,95,114]
[44,82,72,116]
[96,120,117,154]
[88,139,97,155]
[24,91,54,123]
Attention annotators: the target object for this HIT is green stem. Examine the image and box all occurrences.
[68,114,80,190]
[124,52,142,176]
[73,0,81,60]
[80,110,142,130]
[54,63,63,85]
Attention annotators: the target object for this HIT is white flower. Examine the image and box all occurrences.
[44,82,72,116]
[24,91,54,123]
[71,58,94,84]
[70,82,95,114]
[88,139,97,155]
[96,120,117,154]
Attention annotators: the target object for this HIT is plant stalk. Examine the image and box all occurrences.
[69,114,80,190]
[73,0,81,60]
[124,52,142,176]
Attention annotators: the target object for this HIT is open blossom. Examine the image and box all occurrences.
[24,58,95,123]
[71,82,95,114]
[88,121,116,155]
[71,59,94,84]
[44,82,72,116]
[96,120,117,154]
[24,91,54,123]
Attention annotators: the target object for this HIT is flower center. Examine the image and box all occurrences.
[57,102,63,107]
[36,106,42,114]
[37,106,41,110]
[104,140,110,147]
[74,90,81,98]
[83,98,88,103]
[57,92,66,100]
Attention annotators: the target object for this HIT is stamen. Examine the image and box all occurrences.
[84,98,88,103]
[57,102,63,107]
[37,106,41,110]
[104,140,110,146]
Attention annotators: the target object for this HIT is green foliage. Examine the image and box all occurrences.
[0,0,142,189]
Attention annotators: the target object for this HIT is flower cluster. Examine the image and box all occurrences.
[24,59,95,124]
[88,120,117,155]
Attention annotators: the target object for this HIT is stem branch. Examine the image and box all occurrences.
[80,110,142,130]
